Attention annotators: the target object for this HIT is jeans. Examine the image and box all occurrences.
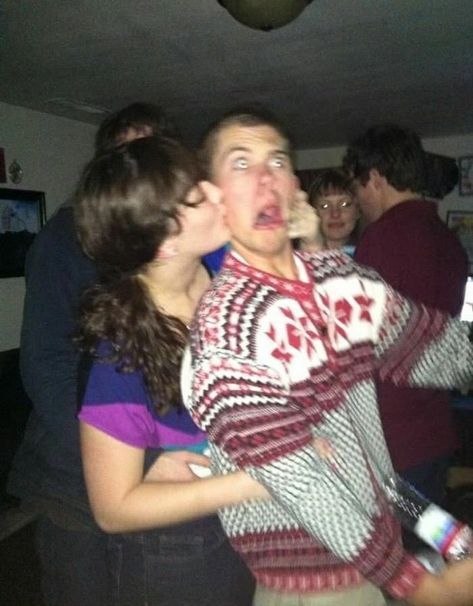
[108,516,255,606]
[35,516,112,606]
[401,455,450,505]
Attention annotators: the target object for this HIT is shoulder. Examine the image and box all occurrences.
[28,206,92,266]
[300,249,380,284]
[26,206,97,292]
[85,348,149,407]
[192,268,285,365]
[32,205,75,248]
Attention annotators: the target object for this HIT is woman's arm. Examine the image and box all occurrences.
[80,421,268,533]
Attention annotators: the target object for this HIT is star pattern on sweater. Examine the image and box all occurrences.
[267,307,321,363]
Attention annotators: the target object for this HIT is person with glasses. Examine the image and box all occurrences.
[308,168,360,255]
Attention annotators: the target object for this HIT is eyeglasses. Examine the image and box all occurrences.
[316,199,354,213]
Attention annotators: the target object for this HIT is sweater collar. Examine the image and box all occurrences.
[223,250,316,299]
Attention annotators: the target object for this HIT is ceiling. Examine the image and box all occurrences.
[2,1,473,150]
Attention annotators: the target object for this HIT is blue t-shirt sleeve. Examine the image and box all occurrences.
[79,360,156,448]
[79,357,208,452]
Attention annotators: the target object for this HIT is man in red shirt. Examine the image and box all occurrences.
[343,124,468,505]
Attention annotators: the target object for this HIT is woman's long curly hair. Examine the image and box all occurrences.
[74,136,204,413]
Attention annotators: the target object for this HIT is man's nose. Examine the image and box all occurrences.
[258,163,275,182]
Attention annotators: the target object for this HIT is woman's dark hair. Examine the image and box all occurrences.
[308,168,353,205]
[74,136,203,412]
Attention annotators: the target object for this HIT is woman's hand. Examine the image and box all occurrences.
[288,190,324,251]
[143,450,211,482]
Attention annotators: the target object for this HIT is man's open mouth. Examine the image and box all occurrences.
[254,205,284,229]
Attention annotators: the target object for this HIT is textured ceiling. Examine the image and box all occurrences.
[1,1,473,149]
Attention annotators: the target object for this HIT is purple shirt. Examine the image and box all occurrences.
[79,354,207,452]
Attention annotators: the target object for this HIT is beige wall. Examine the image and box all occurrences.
[0,102,95,350]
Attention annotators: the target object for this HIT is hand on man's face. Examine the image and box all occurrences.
[288,190,323,251]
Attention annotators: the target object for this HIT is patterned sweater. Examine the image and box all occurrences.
[183,250,473,600]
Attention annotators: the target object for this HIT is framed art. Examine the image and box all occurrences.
[0,187,46,278]
[447,210,473,272]
[458,155,473,196]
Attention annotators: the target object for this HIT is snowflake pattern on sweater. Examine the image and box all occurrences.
[183,250,473,599]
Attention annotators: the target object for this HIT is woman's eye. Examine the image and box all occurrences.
[232,157,248,170]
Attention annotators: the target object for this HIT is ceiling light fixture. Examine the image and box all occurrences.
[217,0,314,31]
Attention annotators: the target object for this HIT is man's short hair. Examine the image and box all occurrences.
[200,105,294,178]
[342,124,427,194]
[95,102,179,153]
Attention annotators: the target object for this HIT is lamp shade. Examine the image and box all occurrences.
[218,0,313,31]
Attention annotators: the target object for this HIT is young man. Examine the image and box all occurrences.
[343,125,468,505]
[184,108,473,606]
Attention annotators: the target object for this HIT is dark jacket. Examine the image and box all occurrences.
[8,205,99,527]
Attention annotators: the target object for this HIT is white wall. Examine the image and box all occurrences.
[0,102,95,350]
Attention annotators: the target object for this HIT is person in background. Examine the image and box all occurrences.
[7,103,187,606]
[75,136,264,605]
[307,168,360,255]
[343,124,468,506]
[183,106,473,606]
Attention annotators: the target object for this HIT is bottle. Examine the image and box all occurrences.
[383,474,473,561]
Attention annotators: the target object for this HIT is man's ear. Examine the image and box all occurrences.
[369,169,386,192]
[199,180,222,206]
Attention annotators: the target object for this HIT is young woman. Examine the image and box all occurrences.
[74,136,267,606]
[308,168,360,254]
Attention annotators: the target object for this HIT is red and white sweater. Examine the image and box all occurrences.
[184,250,472,600]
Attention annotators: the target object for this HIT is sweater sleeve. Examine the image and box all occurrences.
[371,279,473,390]
[187,351,426,599]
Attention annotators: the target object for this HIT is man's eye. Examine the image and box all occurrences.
[232,157,248,170]
[271,156,287,168]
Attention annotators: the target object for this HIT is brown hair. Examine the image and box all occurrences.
[308,168,353,206]
[74,136,203,412]
[95,102,179,153]
[199,105,294,178]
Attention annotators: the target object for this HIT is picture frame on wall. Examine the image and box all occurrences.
[447,210,473,272]
[0,187,46,278]
[458,155,473,196]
